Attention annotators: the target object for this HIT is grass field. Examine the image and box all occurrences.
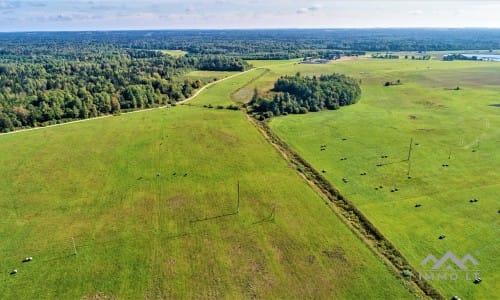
[0,69,414,298]
[182,70,239,83]
[267,57,500,299]
[160,50,188,57]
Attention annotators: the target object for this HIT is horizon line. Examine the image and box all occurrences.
[1,26,500,34]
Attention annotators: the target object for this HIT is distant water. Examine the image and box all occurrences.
[462,54,500,61]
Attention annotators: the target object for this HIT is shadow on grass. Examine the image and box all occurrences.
[376,159,408,167]
[488,104,500,107]
[251,216,275,225]
[189,211,237,223]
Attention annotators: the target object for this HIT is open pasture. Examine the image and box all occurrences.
[269,57,500,299]
[0,69,413,299]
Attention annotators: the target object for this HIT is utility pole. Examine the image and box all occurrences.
[270,204,276,221]
[71,237,77,255]
[237,180,240,214]
[407,137,413,162]
[407,138,413,178]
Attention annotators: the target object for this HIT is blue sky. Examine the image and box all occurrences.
[0,0,499,32]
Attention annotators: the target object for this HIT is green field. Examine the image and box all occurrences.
[0,69,414,299]
[160,50,188,57]
[267,57,500,299]
[182,70,239,83]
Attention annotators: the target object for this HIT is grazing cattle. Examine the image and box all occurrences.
[415,203,422,207]
[22,257,33,263]
[10,269,17,275]
[473,277,482,284]
[439,234,446,239]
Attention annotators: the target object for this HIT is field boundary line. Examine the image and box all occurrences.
[247,115,444,300]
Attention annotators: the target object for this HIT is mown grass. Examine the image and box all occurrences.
[0,69,413,299]
[269,57,500,299]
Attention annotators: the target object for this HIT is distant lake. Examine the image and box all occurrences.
[462,54,500,61]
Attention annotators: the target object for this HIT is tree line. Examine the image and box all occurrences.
[251,73,361,120]
[2,29,499,60]
[0,48,250,132]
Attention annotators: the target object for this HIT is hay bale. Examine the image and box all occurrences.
[10,269,17,275]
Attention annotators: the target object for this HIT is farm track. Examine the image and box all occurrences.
[247,115,444,300]
[230,67,271,101]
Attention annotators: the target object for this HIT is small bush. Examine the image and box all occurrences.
[402,269,413,278]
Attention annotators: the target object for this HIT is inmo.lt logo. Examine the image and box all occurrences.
[419,250,480,281]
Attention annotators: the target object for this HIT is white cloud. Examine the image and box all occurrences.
[309,4,322,11]
[1,0,500,31]
[296,7,308,14]
[0,0,19,10]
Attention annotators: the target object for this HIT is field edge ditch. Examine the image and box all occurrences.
[247,115,444,300]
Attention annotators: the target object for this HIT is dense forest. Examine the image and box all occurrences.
[251,73,361,120]
[0,48,250,132]
[1,28,500,59]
